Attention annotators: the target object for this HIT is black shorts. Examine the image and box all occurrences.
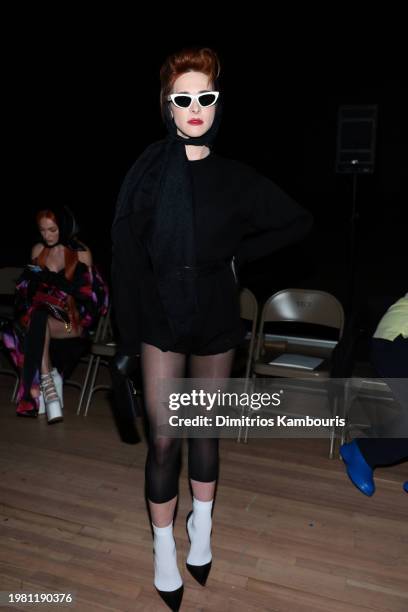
[141,266,246,355]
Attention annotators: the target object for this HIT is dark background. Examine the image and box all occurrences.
[3,15,407,343]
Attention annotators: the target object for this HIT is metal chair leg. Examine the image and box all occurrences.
[243,375,257,443]
[11,375,19,402]
[84,356,101,417]
[237,375,251,443]
[329,395,339,459]
[340,380,352,448]
[77,355,95,415]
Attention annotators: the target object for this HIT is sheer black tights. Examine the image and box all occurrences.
[141,342,234,504]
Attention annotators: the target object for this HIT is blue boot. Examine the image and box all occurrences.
[340,440,375,496]
[403,482,408,493]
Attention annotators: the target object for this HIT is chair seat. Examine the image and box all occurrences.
[345,377,394,401]
[253,356,331,378]
[246,289,344,458]
[90,342,116,357]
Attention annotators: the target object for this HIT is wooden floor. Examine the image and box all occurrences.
[0,377,407,612]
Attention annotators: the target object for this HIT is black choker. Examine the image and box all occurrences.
[43,242,61,249]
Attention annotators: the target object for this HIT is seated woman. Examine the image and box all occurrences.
[340,292,408,494]
[3,207,108,422]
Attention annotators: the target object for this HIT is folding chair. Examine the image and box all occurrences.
[76,306,114,415]
[248,288,345,457]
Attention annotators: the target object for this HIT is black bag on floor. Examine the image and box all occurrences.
[109,353,142,444]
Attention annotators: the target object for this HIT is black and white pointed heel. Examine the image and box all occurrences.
[185,511,212,586]
[152,522,184,611]
[155,584,184,611]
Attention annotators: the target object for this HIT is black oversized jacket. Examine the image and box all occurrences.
[112,152,313,354]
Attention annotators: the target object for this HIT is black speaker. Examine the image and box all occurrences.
[336,105,378,174]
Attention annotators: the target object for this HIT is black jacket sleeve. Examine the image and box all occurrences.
[235,174,313,268]
[111,215,143,355]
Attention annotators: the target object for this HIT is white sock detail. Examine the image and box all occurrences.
[152,522,182,592]
[186,498,213,566]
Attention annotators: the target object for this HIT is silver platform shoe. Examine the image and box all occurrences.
[41,371,63,423]
[38,368,63,415]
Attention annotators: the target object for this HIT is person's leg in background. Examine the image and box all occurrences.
[39,317,82,421]
[341,335,408,494]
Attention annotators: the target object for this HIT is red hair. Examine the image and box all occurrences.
[35,209,77,281]
[160,47,221,116]
[36,210,57,226]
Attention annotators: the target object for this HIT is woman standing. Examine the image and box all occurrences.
[112,47,312,610]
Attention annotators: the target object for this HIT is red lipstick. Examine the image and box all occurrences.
[188,119,203,125]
